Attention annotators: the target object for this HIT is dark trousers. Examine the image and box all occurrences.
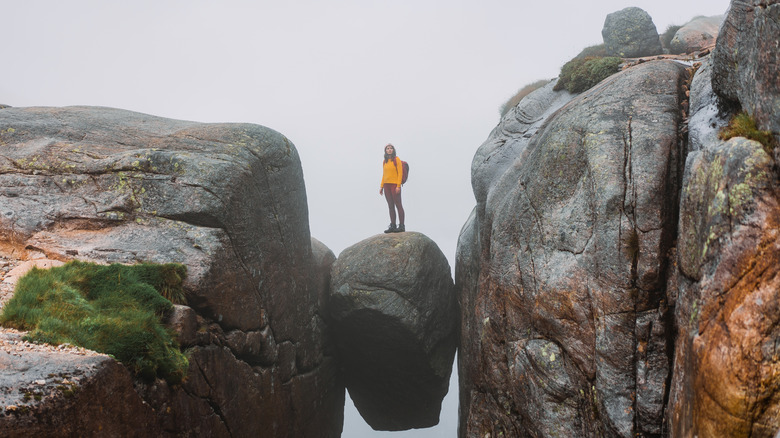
[383,183,404,225]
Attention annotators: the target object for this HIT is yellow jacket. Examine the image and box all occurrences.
[381,157,403,187]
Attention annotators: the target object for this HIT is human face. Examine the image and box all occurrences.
[385,145,394,154]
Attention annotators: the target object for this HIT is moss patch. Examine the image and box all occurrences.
[719,112,774,154]
[0,261,188,384]
[554,56,622,94]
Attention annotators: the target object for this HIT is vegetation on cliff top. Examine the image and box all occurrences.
[553,55,622,94]
[573,44,608,59]
[498,45,618,117]
[0,260,189,384]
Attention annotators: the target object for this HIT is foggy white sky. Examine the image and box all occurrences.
[3,1,730,436]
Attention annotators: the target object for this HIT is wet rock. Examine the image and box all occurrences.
[140,344,344,437]
[0,106,343,437]
[454,208,482,435]
[471,80,575,210]
[665,11,780,433]
[668,134,780,436]
[0,106,309,334]
[329,232,457,431]
[296,237,337,372]
[0,332,163,437]
[711,0,780,154]
[312,237,336,312]
[688,58,729,154]
[458,60,687,437]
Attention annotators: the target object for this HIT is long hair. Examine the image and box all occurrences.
[383,144,398,167]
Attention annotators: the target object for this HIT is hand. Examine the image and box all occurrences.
[395,186,401,194]
[379,187,384,195]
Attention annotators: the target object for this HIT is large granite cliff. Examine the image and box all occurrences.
[457,1,780,437]
[0,107,344,436]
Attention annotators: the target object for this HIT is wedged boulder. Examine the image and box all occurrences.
[711,0,780,155]
[602,7,663,57]
[0,106,343,437]
[667,134,780,436]
[458,60,689,437]
[669,15,723,54]
[329,232,457,431]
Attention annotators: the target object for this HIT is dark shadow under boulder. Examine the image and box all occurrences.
[329,232,457,431]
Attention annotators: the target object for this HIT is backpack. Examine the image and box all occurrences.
[401,160,409,185]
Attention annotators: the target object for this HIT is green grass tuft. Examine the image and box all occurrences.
[130,262,188,305]
[719,112,774,154]
[553,56,622,94]
[0,260,189,384]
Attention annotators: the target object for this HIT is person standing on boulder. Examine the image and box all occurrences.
[380,143,405,233]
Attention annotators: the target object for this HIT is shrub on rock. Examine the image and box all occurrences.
[554,56,622,93]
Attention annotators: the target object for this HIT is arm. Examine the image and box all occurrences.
[395,157,403,192]
[380,160,385,194]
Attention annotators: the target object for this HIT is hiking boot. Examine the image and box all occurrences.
[395,224,405,233]
[384,224,397,233]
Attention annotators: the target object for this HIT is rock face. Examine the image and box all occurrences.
[471,80,575,209]
[602,7,663,57]
[666,2,780,436]
[0,106,343,437]
[329,232,457,431]
[459,60,691,436]
[668,135,779,438]
[0,331,163,437]
[459,2,780,437]
[687,58,729,154]
[669,15,723,54]
[711,0,780,157]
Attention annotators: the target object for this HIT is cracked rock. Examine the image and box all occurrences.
[458,60,687,437]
